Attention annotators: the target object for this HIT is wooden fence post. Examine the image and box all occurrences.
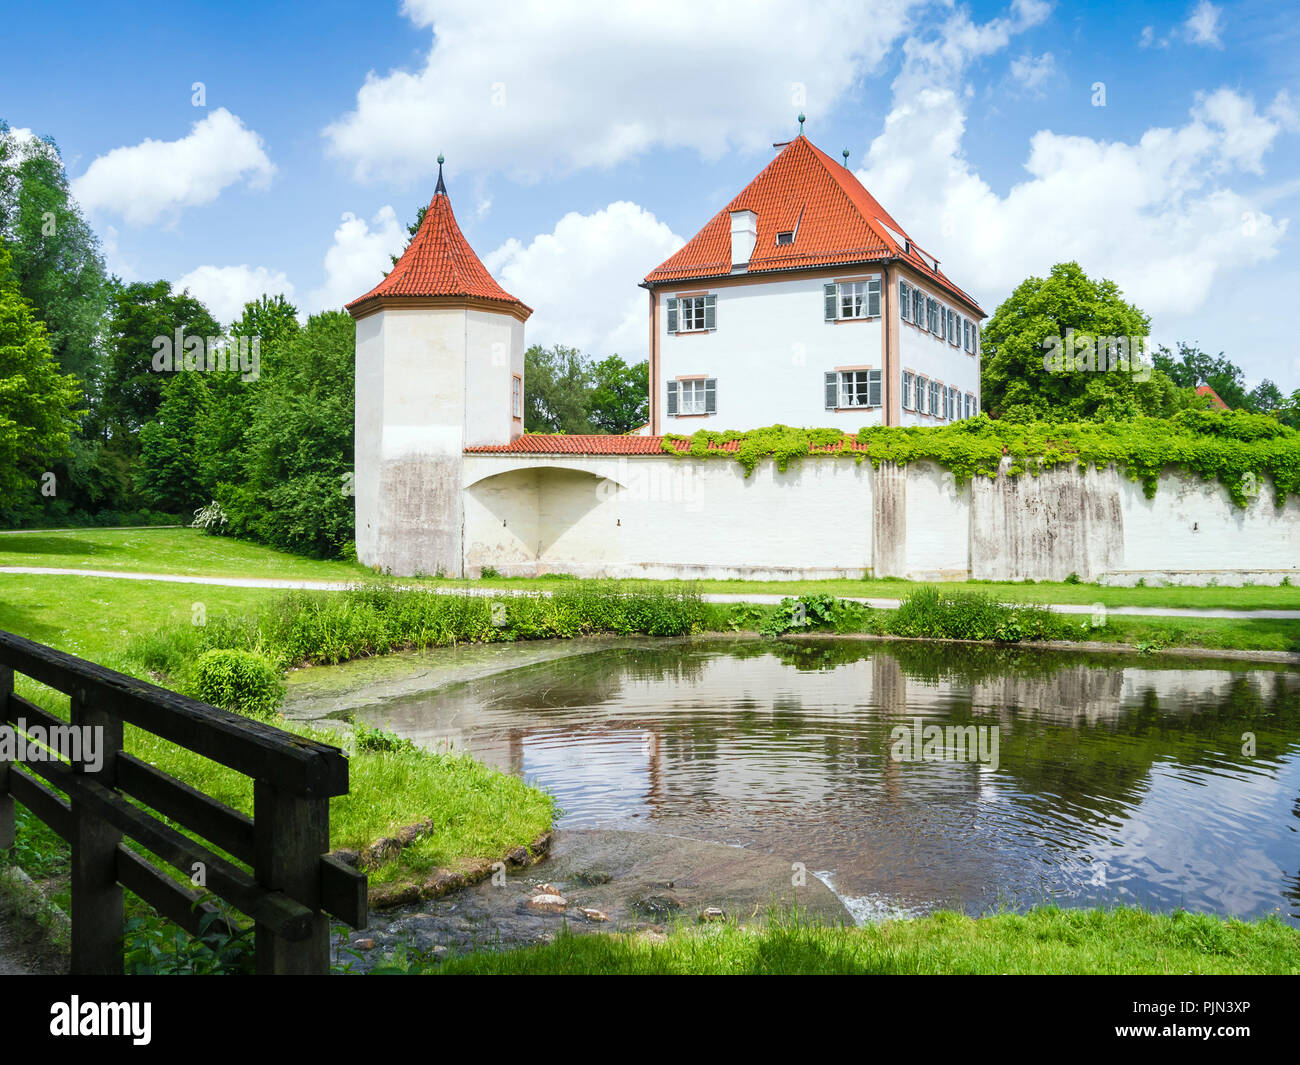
[253,780,330,974]
[69,687,124,975]
[0,665,12,851]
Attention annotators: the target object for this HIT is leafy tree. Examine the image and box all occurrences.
[220,311,354,558]
[0,242,82,508]
[136,370,209,513]
[981,262,1187,420]
[587,354,649,434]
[1247,379,1285,414]
[1152,342,1251,411]
[99,279,221,442]
[196,294,300,495]
[524,344,595,433]
[0,122,108,384]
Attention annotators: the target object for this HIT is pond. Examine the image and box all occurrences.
[287,637,1300,926]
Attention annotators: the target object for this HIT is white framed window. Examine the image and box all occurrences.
[824,278,881,320]
[929,379,942,419]
[965,392,975,419]
[666,294,716,334]
[825,369,882,409]
[927,297,940,334]
[912,286,927,330]
[963,319,973,352]
[776,230,794,245]
[949,310,960,346]
[902,370,915,410]
[667,378,716,416]
[511,375,522,418]
[899,281,911,323]
[947,385,959,420]
[917,375,930,414]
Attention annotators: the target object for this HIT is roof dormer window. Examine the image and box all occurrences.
[776,231,795,245]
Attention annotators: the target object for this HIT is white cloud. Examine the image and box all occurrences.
[483,201,683,358]
[1009,52,1055,93]
[71,108,275,225]
[1138,25,1155,48]
[856,3,1293,367]
[174,264,296,328]
[1183,1,1223,48]
[323,0,924,184]
[307,205,408,313]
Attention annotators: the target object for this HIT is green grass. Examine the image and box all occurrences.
[422,907,1300,975]
[3,527,1299,611]
[0,574,556,888]
[0,527,369,581]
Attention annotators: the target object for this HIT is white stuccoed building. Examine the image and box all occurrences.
[347,148,1298,585]
[641,133,985,433]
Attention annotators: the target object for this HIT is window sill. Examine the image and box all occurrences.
[829,316,878,324]
[668,329,714,336]
[672,412,712,419]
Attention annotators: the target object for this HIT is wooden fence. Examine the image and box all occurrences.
[0,629,366,974]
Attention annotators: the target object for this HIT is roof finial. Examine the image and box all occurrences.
[842,147,850,168]
[435,153,447,195]
[798,113,806,134]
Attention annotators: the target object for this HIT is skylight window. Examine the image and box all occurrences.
[776,231,794,245]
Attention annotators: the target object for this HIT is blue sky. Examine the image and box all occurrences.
[3,0,1297,387]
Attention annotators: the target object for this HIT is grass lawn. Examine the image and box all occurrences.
[0,574,555,893]
[424,907,1300,975]
[3,527,1299,612]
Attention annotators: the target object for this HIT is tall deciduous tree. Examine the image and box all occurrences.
[587,354,649,434]
[981,261,1187,420]
[0,243,82,509]
[0,122,108,385]
[524,344,595,433]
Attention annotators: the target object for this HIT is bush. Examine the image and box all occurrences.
[890,587,1066,643]
[760,594,871,636]
[192,649,285,718]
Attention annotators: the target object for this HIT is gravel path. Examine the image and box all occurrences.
[1,565,1297,620]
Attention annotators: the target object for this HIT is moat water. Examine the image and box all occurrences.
[287,638,1300,925]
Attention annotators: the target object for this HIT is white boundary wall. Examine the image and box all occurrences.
[458,453,1300,584]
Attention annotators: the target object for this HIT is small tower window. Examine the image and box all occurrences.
[512,375,522,419]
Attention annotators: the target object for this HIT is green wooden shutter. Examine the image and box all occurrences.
[899,281,910,322]
[704,378,717,414]
[824,283,837,321]
[704,295,716,331]
[869,370,882,408]
[824,371,838,409]
[867,278,881,318]
[666,380,678,415]
[666,297,678,334]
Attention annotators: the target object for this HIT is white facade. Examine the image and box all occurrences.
[354,304,525,577]
[653,267,982,434]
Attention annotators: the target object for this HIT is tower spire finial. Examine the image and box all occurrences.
[798,113,806,134]
[842,147,850,167]
[435,153,447,195]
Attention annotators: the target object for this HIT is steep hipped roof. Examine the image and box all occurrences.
[347,166,531,319]
[643,135,982,316]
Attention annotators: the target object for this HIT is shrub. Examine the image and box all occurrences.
[192,649,285,718]
[890,587,1066,643]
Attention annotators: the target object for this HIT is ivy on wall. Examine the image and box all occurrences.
[660,410,1300,508]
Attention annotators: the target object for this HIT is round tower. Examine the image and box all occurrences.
[346,159,531,576]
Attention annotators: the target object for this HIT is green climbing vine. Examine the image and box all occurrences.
[659,410,1300,508]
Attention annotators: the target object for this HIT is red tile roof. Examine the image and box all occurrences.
[643,135,982,315]
[1195,385,1229,410]
[465,433,871,456]
[347,169,530,318]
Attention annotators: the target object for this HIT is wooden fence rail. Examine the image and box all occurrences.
[0,629,367,974]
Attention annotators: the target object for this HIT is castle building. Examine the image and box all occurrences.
[345,143,1293,587]
[346,159,530,576]
[642,134,984,433]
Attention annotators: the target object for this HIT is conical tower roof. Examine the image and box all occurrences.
[347,162,531,320]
